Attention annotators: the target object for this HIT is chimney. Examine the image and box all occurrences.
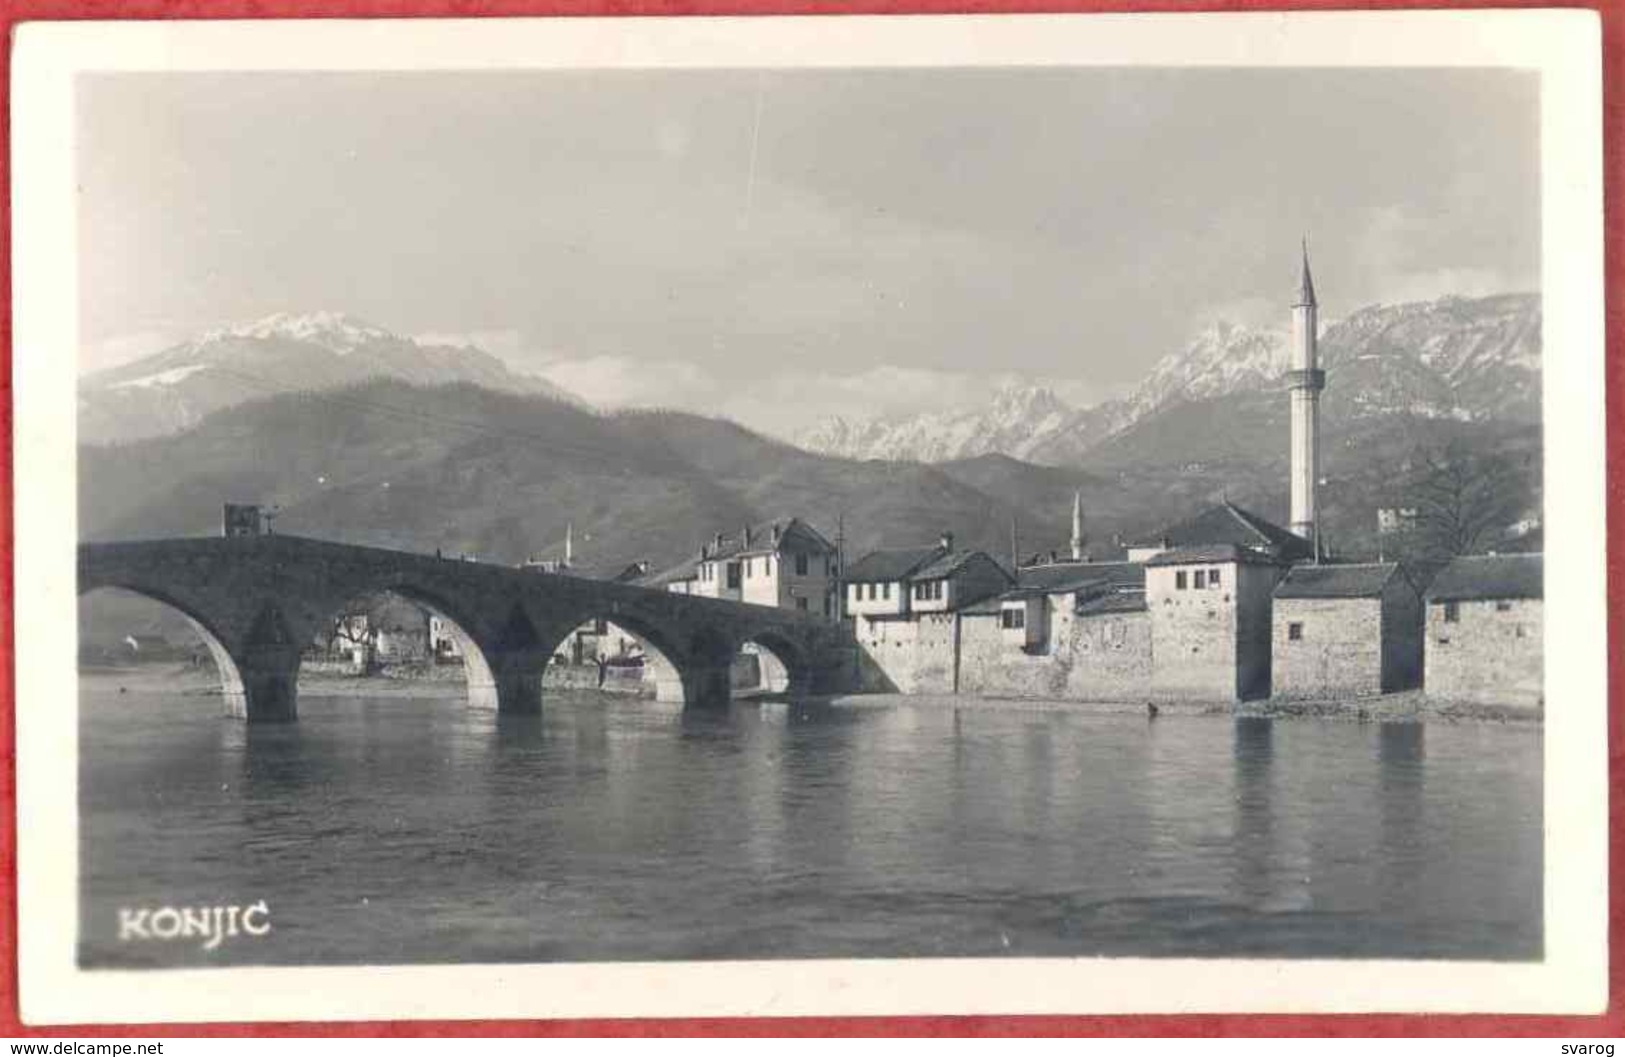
[939,530,955,552]
[772,523,782,543]
[743,524,753,547]
[714,532,724,550]
[700,543,709,560]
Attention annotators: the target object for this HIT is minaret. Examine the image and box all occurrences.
[1287,240,1324,548]
[564,522,574,568]
[1070,491,1085,561]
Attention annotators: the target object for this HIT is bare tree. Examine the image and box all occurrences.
[1403,440,1528,560]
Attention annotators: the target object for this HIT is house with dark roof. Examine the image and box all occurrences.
[842,532,1016,695]
[952,559,1154,700]
[1271,562,1423,699]
[908,548,1013,615]
[646,556,700,596]
[843,538,950,619]
[984,561,1145,654]
[685,517,839,618]
[843,532,1012,621]
[1127,501,1314,565]
[1424,553,1543,709]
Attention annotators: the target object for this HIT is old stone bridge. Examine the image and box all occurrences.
[79,535,855,722]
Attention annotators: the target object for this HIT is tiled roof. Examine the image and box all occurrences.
[1135,501,1313,562]
[1274,562,1403,599]
[913,550,986,580]
[844,545,945,582]
[1014,560,1144,595]
[702,517,836,561]
[1425,553,1543,603]
[1144,543,1286,567]
[1075,590,1149,616]
[641,556,699,587]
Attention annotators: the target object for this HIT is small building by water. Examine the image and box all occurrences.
[1423,553,1543,710]
[1271,562,1423,699]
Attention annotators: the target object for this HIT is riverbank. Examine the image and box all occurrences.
[78,664,650,699]
[829,688,1540,725]
[81,666,1539,724]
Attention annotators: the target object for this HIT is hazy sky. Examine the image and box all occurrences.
[78,66,1539,434]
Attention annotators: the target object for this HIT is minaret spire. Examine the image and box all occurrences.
[1070,490,1085,561]
[1295,236,1317,308]
[565,522,574,568]
[1287,240,1325,547]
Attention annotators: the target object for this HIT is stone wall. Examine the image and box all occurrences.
[1272,597,1383,699]
[877,601,1157,699]
[1064,610,1154,699]
[1425,598,1543,709]
[958,613,1067,698]
[852,612,958,694]
[1147,565,1239,700]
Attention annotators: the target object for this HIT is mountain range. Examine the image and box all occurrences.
[797,293,1541,466]
[78,292,1542,585]
[78,311,580,445]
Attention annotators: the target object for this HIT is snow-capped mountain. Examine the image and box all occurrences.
[799,384,1076,464]
[795,292,1541,466]
[79,312,584,445]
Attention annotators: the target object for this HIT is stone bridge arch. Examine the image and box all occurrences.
[735,629,813,696]
[77,575,288,720]
[78,536,855,724]
[534,596,733,707]
[298,577,505,713]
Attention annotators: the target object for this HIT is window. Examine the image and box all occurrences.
[726,562,741,589]
[796,553,809,576]
[1288,622,1303,641]
[1176,571,1188,590]
[1209,568,1222,589]
[1443,602,1460,623]
[1496,600,1513,612]
[1194,570,1206,589]
[883,583,892,600]
[868,583,877,601]
[796,597,809,611]
[823,596,831,617]
[1001,608,1025,629]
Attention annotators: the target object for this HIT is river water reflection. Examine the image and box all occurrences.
[78,684,1542,967]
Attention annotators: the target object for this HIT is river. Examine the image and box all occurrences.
[77,678,1542,967]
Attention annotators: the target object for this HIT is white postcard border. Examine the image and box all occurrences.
[13,9,1607,1024]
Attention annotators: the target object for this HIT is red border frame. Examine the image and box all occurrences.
[1,0,1617,1036]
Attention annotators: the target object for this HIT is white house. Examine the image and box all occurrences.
[688,518,840,617]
